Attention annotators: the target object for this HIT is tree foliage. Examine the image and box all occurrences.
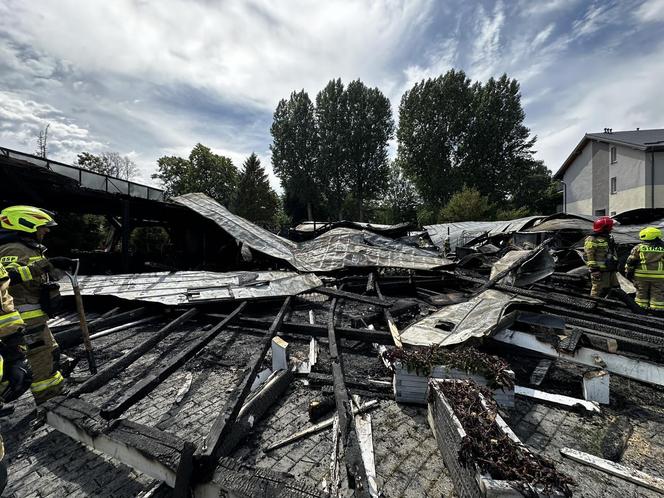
[232,153,281,229]
[439,186,494,222]
[398,70,559,215]
[376,160,420,225]
[76,151,138,180]
[153,143,238,205]
[270,90,318,220]
[271,80,394,222]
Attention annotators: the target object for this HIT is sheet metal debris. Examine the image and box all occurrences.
[400,290,539,347]
[175,193,452,272]
[489,248,555,286]
[58,270,322,305]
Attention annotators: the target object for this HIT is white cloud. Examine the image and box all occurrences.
[635,0,664,22]
[0,0,663,197]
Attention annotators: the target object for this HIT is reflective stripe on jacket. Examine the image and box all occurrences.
[625,242,664,279]
[0,263,25,338]
[584,234,618,270]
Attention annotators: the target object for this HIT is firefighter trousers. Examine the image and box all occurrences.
[23,322,63,404]
[590,270,619,298]
[634,279,664,310]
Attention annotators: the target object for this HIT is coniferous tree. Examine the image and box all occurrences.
[232,153,280,228]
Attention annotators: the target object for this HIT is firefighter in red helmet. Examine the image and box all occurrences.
[584,216,619,297]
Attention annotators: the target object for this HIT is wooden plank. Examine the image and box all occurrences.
[197,298,291,463]
[263,400,380,452]
[375,280,402,348]
[493,329,664,387]
[514,385,600,413]
[71,308,199,396]
[327,296,371,497]
[101,302,247,420]
[196,456,325,498]
[529,359,553,386]
[271,336,289,371]
[561,447,664,494]
[89,315,162,340]
[352,395,379,498]
[315,286,392,307]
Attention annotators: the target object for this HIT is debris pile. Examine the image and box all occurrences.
[3,191,664,497]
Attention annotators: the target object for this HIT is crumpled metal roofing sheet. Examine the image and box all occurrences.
[293,227,450,272]
[400,289,540,347]
[175,193,451,272]
[174,193,299,265]
[425,216,542,251]
[58,271,322,305]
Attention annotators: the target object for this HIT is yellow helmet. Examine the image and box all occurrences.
[0,206,57,234]
[639,226,662,241]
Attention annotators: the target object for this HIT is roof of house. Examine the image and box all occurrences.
[554,128,664,179]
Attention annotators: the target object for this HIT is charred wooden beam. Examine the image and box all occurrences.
[205,314,393,344]
[70,308,199,397]
[347,299,418,329]
[315,286,392,308]
[195,457,325,497]
[197,297,291,464]
[100,302,247,420]
[213,367,294,457]
[327,296,371,497]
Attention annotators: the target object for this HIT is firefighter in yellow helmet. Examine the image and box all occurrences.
[0,206,73,404]
[625,226,664,311]
[1,261,34,493]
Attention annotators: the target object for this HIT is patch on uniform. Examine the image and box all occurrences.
[0,256,17,264]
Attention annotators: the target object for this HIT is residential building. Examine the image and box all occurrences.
[554,129,664,216]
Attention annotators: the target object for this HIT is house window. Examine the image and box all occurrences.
[610,177,617,194]
[595,209,606,216]
[610,146,617,163]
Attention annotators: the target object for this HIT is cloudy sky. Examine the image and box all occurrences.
[1,0,664,190]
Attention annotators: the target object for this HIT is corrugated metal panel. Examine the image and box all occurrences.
[400,290,539,347]
[175,193,451,272]
[58,271,322,305]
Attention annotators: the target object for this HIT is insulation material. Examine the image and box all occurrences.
[400,290,540,347]
[58,270,322,305]
[175,193,451,272]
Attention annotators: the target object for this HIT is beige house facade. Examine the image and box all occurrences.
[554,129,664,216]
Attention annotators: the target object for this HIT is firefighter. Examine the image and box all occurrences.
[584,216,619,297]
[624,226,664,311]
[0,206,73,404]
[1,261,33,493]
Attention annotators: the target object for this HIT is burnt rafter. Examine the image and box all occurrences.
[327,295,372,497]
[100,302,247,420]
[197,297,292,466]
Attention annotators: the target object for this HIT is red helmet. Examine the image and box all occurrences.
[593,216,614,233]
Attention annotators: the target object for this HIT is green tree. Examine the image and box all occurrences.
[76,151,138,180]
[439,186,494,222]
[397,70,473,209]
[460,74,536,204]
[344,80,394,221]
[376,160,420,225]
[315,79,348,219]
[153,144,238,205]
[270,90,319,221]
[232,153,280,228]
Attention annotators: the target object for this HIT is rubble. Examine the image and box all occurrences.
[3,192,664,498]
